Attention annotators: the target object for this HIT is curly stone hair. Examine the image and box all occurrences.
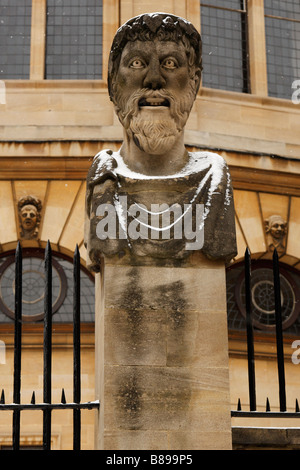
[18,195,42,215]
[108,12,202,102]
[17,195,42,238]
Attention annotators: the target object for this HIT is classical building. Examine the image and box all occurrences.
[0,0,299,449]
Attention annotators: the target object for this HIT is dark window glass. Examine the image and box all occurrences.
[0,0,32,79]
[200,1,249,93]
[227,261,300,335]
[264,0,300,21]
[0,251,94,324]
[201,0,243,9]
[264,1,300,99]
[45,0,103,79]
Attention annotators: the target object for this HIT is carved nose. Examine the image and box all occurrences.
[143,62,166,90]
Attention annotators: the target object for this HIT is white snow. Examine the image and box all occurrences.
[92,149,233,237]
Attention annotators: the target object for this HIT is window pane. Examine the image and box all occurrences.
[0,253,95,324]
[201,0,245,10]
[45,0,103,79]
[200,5,249,92]
[0,0,32,79]
[265,16,300,99]
[227,261,300,335]
[264,0,300,21]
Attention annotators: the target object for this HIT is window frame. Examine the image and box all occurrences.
[0,0,33,80]
[264,2,300,100]
[2,0,112,82]
[199,0,250,94]
[0,247,94,325]
[44,0,104,80]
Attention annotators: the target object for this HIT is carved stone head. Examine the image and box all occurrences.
[265,214,288,253]
[18,196,42,239]
[265,215,287,239]
[84,13,237,268]
[107,13,202,159]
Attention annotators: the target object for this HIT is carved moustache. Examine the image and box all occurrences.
[127,90,182,155]
[114,87,193,131]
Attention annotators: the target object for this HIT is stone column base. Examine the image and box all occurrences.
[94,253,232,450]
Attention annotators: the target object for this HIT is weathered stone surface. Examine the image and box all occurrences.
[102,431,169,451]
[104,308,229,368]
[232,427,300,450]
[95,260,232,450]
[103,263,227,312]
[169,432,232,451]
[102,365,230,431]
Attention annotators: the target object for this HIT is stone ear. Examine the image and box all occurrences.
[193,67,202,94]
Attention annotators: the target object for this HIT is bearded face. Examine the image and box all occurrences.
[113,86,196,155]
[111,39,199,156]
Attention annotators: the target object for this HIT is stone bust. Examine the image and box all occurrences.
[265,214,287,255]
[85,13,237,270]
[18,195,42,239]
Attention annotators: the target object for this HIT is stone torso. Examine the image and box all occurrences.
[85,149,237,269]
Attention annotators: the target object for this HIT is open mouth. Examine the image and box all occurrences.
[139,97,170,108]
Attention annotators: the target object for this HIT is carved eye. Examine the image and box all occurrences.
[162,58,178,69]
[130,59,145,69]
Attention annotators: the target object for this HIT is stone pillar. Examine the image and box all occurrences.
[94,253,232,450]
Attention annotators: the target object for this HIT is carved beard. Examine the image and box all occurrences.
[130,111,179,155]
[113,86,196,155]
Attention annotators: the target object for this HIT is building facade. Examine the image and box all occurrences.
[0,0,300,449]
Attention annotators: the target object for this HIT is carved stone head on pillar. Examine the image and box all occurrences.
[18,196,42,240]
[85,13,237,270]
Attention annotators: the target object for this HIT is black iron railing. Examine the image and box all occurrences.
[231,247,300,419]
[0,241,99,450]
[2,242,299,448]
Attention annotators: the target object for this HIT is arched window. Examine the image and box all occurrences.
[227,260,300,334]
[0,248,94,324]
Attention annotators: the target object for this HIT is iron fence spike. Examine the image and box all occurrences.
[296,399,299,413]
[73,246,81,450]
[272,247,287,412]
[244,247,256,411]
[266,397,270,411]
[13,241,22,451]
[273,247,279,261]
[237,398,241,411]
[0,239,93,449]
[43,242,52,451]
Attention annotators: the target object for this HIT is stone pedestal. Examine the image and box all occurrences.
[94,253,232,450]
